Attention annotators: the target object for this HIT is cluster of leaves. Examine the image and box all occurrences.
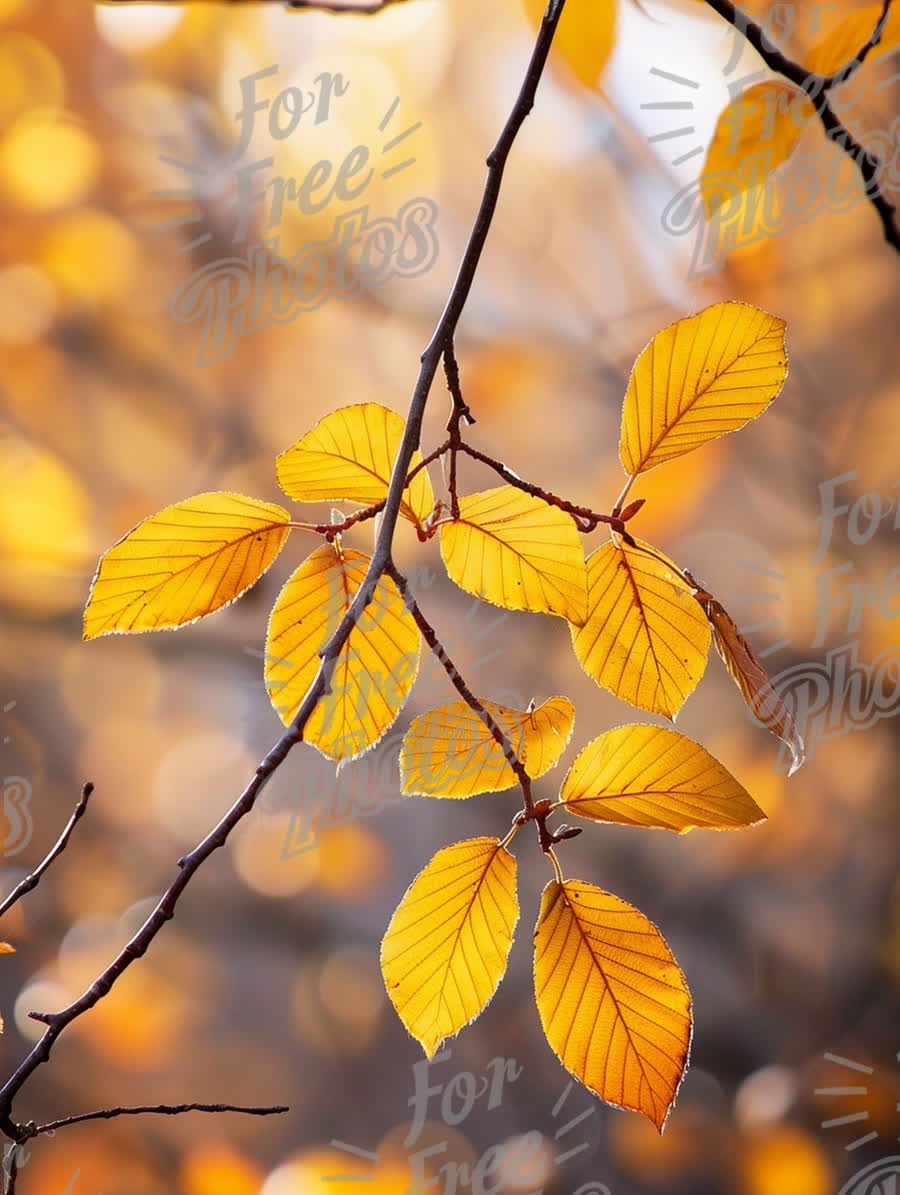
[84,299,802,1130]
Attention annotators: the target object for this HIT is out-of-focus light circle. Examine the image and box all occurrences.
[261,1151,367,1195]
[40,208,139,304]
[735,1065,798,1128]
[231,811,320,898]
[493,1133,555,1191]
[0,0,32,20]
[94,4,184,53]
[0,34,65,123]
[738,1126,833,1195]
[154,731,256,844]
[0,111,100,211]
[180,1142,263,1195]
[0,264,56,345]
[14,979,71,1041]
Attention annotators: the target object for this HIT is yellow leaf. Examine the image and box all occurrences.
[571,538,710,718]
[619,302,788,475]
[275,403,435,531]
[533,879,692,1130]
[84,493,292,639]
[381,837,518,1058]
[265,545,419,761]
[521,0,617,89]
[440,487,588,623]
[689,575,806,775]
[701,83,812,219]
[0,943,14,954]
[559,723,766,832]
[400,696,575,798]
[807,3,900,76]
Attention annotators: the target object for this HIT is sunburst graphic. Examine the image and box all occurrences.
[147,95,424,254]
[642,66,704,168]
[322,1079,597,1184]
[815,1050,900,1153]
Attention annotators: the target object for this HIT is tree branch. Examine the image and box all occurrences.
[702,0,900,252]
[459,443,617,533]
[0,785,94,925]
[21,1103,288,1140]
[0,0,571,1145]
[385,563,535,810]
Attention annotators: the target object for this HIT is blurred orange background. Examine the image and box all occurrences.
[0,0,898,1192]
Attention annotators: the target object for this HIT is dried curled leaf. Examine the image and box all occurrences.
[701,83,811,218]
[521,0,617,88]
[265,545,419,762]
[559,723,766,832]
[382,837,518,1058]
[571,538,710,719]
[84,492,292,639]
[275,402,435,531]
[689,575,806,775]
[400,696,575,798]
[619,302,788,475]
[534,879,692,1131]
[440,486,588,623]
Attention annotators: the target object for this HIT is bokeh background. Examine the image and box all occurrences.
[1,0,898,1192]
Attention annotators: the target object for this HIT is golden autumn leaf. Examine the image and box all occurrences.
[400,696,575,798]
[440,487,588,623]
[571,538,710,718]
[275,403,435,531]
[688,574,806,775]
[521,0,617,89]
[701,83,811,218]
[265,544,419,761]
[381,837,518,1058]
[619,302,788,476]
[559,723,766,832]
[0,944,14,954]
[534,879,692,1130]
[84,493,292,639]
[806,3,900,76]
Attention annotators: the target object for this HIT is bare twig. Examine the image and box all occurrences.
[458,443,617,533]
[0,785,94,924]
[385,563,535,809]
[386,562,564,852]
[22,1103,288,1140]
[702,0,900,251]
[0,0,571,1146]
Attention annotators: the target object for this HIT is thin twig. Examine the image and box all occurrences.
[459,443,616,533]
[0,785,94,924]
[0,0,571,1144]
[385,562,536,814]
[702,0,900,251]
[22,1103,289,1140]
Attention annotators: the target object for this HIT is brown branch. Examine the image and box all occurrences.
[0,0,571,1147]
[0,785,94,925]
[21,1102,288,1140]
[386,562,564,852]
[458,442,617,533]
[702,0,900,252]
